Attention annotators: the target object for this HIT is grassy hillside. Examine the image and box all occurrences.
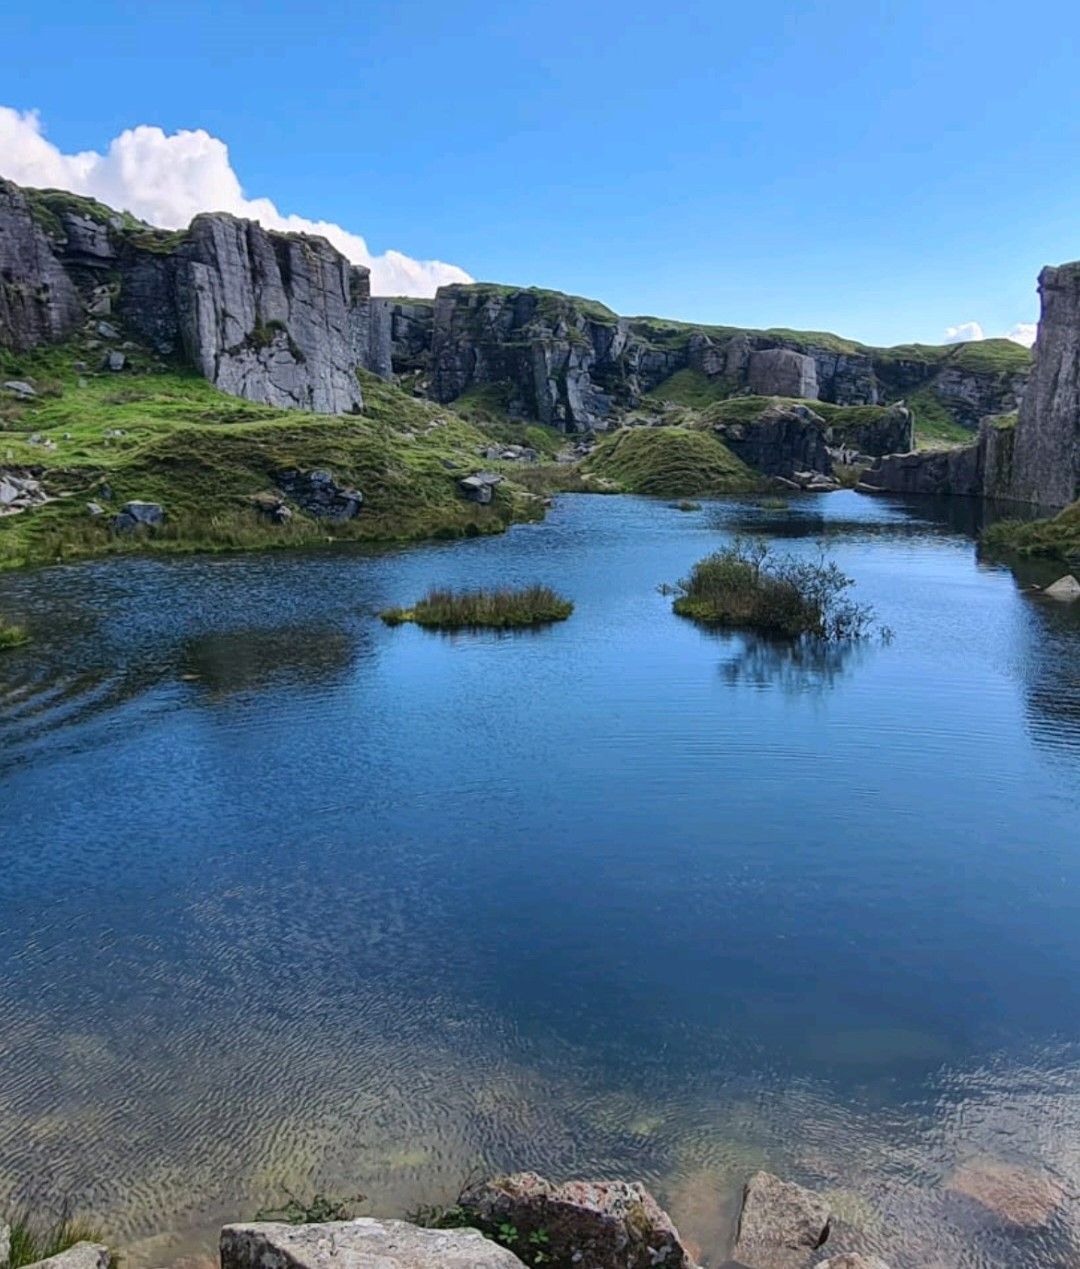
[581,426,759,496]
[0,340,544,570]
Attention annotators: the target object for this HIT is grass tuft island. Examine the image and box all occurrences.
[381,584,573,630]
[671,538,879,641]
[0,619,30,650]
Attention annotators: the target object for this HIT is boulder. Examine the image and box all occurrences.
[112,500,165,531]
[459,1171,697,1269]
[96,320,120,341]
[86,501,106,517]
[732,1172,831,1269]
[3,379,36,398]
[459,472,503,504]
[1,1220,9,1269]
[274,470,362,521]
[103,351,126,372]
[249,491,294,524]
[21,1243,110,1269]
[712,403,832,477]
[747,349,819,400]
[219,1219,522,1269]
[1044,574,1080,600]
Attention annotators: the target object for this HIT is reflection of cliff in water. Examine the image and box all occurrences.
[1017,592,1080,766]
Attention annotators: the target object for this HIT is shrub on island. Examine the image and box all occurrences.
[0,620,30,650]
[671,537,879,641]
[381,584,573,630]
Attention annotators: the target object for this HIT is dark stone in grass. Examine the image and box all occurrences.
[274,469,362,521]
[459,471,503,504]
[111,500,164,531]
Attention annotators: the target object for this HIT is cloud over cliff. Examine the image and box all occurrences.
[944,319,1036,348]
[0,107,473,297]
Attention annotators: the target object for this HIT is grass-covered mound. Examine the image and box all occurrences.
[381,584,573,629]
[983,501,1080,562]
[671,538,878,641]
[0,340,549,569]
[0,619,30,649]
[581,426,759,496]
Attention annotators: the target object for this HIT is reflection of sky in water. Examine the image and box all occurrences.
[1,492,1078,1268]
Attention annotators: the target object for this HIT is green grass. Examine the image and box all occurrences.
[4,1211,105,1269]
[581,426,760,496]
[946,338,1031,376]
[0,619,30,649]
[983,501,1080,562]
[671,538,878,641]
[644,368,736,409]
[381,584,573,629]
[907,389,974,447]
[0,341,545,569]
[446,282,618,326]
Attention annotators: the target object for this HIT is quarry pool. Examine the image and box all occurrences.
[1,491,1078,1268]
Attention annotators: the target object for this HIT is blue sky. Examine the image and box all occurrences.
[2,0,1078,345]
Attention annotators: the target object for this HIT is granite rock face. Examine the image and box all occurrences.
[747,348,819,399]
[0,180,83,349]
[825,404,913,458]
[1011,263,1080,508]
[732,1171,831,1269]
[220,1220,522,1269]
[459,1171,697,1269]
[711,402,832,477]
[859,419,1015,498]
[170,214,368,414]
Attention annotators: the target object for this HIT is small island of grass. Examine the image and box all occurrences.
[671,537,878,641]
[381,584,573,630]
[0,619,30,650]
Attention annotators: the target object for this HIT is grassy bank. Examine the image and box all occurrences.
[3,1212,103,1269]
[983,501,1080,562]
[381,584,573,629]
[0,342,550,570]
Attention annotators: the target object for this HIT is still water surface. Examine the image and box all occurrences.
[1,493,1079,1268]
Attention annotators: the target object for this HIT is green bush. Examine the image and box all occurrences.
[4,1211,104,1268]
[671,537,878,641]
[0,620,30,650]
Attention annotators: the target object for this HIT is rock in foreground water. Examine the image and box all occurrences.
[21,1243,111,1269]
[220,1219,522,1269]
[460,1171,697,1269]
[732,1171,831,1268]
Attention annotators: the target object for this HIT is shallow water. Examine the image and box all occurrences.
[1,492,1078,1268]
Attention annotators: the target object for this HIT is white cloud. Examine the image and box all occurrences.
[0,106,472,297]
[944,321,985,344]
[1004,322,1037,348]
[943,319,1037,348]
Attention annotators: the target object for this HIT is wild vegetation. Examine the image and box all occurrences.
[983,501,1080,562]
[670,537,880,641]
[3,1210,103,1269]
[0,619,30,649]
[380,584,573,629]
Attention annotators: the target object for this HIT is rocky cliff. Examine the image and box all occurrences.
[1010,264,1080,508]
[383,282,1028,436]
[0,182,390,413]
[0,180,83,350]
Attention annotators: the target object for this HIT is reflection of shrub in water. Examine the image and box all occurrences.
[718,634,866,694]
[672,537,880,642]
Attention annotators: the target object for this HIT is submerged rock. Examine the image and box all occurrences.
[21,1243,110,1269]
[1044,574,1080,600]
[219,1219,522,1269]
[732,1171,831,1269]
[816,1256,891,1269]
[946,1158,1065,1227]
[459,1171,697,1269]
